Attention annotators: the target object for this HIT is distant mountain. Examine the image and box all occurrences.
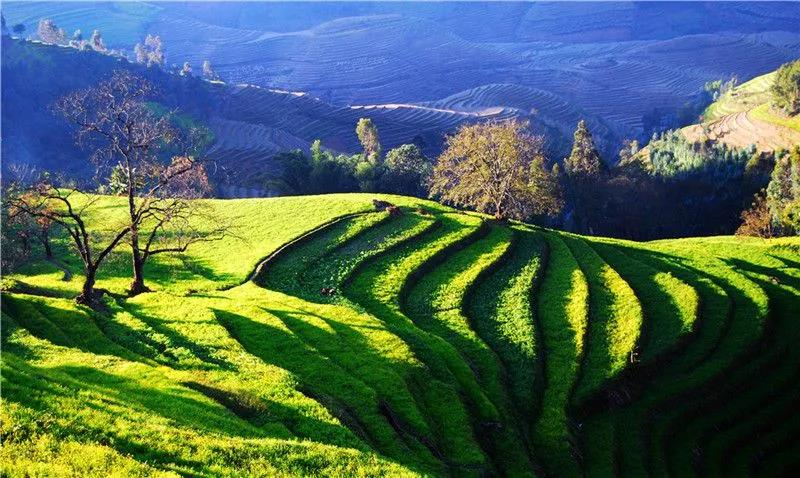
[1,37,527,196]
[4,1,800,146]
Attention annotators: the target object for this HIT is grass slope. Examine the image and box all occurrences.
[2,194,799,477]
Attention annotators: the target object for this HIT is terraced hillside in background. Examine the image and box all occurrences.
[682,70,800,152]
[0,38,514,198]
[4,2,800,154]
[3,194,799,477]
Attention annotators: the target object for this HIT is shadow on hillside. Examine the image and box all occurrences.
[1,359,269,473]
[570,239,769,417]
[767,252,800,272]
[211,305,444,474]
[723,257,800,291]
[588,240,691,362]
[1,294,145,364]
[210,307,384,452]
[121,302,236,371]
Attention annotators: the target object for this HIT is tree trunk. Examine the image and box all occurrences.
[41,229,52,258]
[129,228,150,296]
[77,268,97,305]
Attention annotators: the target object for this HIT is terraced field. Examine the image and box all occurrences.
[5,2,800,160]
[2,194,799,476]
[682,70,800,152]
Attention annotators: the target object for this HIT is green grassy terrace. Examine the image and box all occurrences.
[703,71,800,133]
[2,193,799,477]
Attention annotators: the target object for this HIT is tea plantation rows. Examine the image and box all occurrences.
[2,194,798,477]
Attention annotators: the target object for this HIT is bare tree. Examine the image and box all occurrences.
[90,29,106,52]
[202,60,219,81]
[37,18,65,44]
[180,61,192,77]
[134,34,165,68]
[8,181,130,305]
[54,70,226,295]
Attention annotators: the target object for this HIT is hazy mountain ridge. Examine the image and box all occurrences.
[4,1,800,146]
[1,37,524,196]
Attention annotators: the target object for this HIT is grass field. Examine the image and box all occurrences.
[2,193,799,477]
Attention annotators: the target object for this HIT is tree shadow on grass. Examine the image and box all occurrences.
[1,294,144,364]
[121,301,236,371]
[211,306,441,474]
[14,237,240,297]
[1,359,260,475]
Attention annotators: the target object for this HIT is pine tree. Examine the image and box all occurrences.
[565,120,603,177]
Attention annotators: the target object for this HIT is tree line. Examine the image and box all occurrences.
[0,15,221,81]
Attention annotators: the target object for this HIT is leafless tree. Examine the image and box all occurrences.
[8,181,130,305]
[37,18,65,44]
[202,60,219,81]
[134,34,165,68]
[54,70,229,295]
[3,164,58,261]
[180,61,192,77]
[90,29,106,52]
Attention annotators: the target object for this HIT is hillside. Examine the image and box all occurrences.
[3,194,799,477]
[682,70,800,152]
[1,37,520,197]
[4,2,800,150]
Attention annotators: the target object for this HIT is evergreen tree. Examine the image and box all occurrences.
[565,120,603,177]
[563,120,604,232]
[764,147,800,234]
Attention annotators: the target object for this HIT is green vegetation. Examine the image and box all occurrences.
[2,193,799,477]
[564,235,641,402]
[700,65,800,136]
[703,72,774,121]
[772,59,800,115]
[750,102,800,132]
[532,232,588,477]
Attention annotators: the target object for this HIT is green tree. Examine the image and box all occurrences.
[356,118,381,164]
[765,146,800,234]
[430,119,561,220]
[381,144,431,196]
[565,120,604,176]
[618,139,640,165]
[564,120,605,232]
[771,59,800,115]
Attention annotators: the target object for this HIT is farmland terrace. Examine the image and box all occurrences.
[682,70,800,152]
[4,1,800,152]
[2,193,799,476]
